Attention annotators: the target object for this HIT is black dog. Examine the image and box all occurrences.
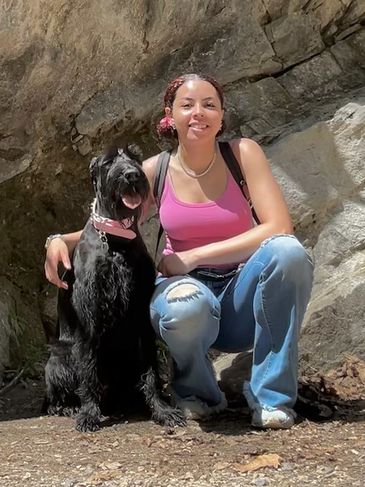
[44,147,185,432]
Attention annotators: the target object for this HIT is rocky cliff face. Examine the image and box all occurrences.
[0,0,364,378]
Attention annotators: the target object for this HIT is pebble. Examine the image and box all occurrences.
[317,465,335,476]
[251,477,269,486]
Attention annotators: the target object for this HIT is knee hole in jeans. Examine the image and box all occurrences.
[166,282,202,303]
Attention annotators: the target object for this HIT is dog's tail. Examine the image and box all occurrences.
[139,368,186,427]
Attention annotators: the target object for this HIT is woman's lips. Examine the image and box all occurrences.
[189,123,209,131]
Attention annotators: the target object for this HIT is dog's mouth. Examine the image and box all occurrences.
[121,192,142,210]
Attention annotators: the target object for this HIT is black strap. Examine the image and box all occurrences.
[219,141,260,225]
[153,151,170,209]
[153,151,171,259]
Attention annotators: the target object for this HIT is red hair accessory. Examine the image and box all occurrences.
[159,116,174,129]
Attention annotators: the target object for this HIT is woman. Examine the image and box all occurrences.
[45,73,313,429]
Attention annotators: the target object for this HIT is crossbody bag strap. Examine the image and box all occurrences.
[153,151,171,259]
[219,141,260,225]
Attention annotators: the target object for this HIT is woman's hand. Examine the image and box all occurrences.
[157,251,197,277]
[44,237,72,289]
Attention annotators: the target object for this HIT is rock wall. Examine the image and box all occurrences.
[0,0,364,378]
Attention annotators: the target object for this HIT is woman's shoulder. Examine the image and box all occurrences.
[224,137,265,171]
[142,153,162,184]
[226,137,262,155]
[142,153,160,171]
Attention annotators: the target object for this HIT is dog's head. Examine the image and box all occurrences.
[89,146,150,222]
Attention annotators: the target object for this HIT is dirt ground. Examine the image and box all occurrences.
[1,356,365,487]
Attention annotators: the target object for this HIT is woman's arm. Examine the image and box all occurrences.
[45,156,159,288]
[158,138,293,276]
[140,155,159,223]
[44,231,82,289]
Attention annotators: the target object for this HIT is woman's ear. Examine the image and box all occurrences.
[165,107,172,117]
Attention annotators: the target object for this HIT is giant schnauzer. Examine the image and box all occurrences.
[44,147,185,432]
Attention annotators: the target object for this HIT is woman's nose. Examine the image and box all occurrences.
[192,104,204,117]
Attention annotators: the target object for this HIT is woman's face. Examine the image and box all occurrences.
[167,80,224,142]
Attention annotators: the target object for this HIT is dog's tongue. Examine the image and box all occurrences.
[122,194,142,209]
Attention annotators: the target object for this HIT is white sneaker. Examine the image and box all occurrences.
[251,406,296,429]
[172,391,227,420]
[243,381,296,429]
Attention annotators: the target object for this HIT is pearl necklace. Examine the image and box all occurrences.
[177,146,217,179]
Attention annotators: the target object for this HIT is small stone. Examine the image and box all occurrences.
[62,481,77,487]
[318,465,335,476]
[252,477,269,486]
[76,136,92,156]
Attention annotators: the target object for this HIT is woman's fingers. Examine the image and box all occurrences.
[60,246,72,270]
[44,240,71,289]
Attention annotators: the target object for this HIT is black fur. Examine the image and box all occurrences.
[44,147,185,431]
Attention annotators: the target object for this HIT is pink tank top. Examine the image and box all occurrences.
[159,169,254,267]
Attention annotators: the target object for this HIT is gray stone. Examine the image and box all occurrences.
[340,0,365,29]
[313,198,365,274]
[0,156,32,184]
[306,0,351,33]
[252,0,270,25]
[226,77,295,130]
[264,11,324,66]
[252,477,269,487]
[76,136,92,156]
[278,51,343,99]
[301,252,365,371]
[331,29,365,72]
[267,100,365,231]
[262,0,307,20]
[214,352,253,398]
[0,279,22,382]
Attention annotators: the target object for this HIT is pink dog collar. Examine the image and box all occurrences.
[91,199,137,240]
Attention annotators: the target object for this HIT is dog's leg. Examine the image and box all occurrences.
[138,320,186,427]
[139,367,186,427]
[75,342,103,432]
[44,269,80,417]
[44,343,79,417]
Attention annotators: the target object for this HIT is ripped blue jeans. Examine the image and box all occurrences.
[150,235,314,410]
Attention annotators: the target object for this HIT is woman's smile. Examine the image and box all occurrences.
[169,80,224,140]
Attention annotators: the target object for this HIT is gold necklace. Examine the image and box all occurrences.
[177,146,217,179]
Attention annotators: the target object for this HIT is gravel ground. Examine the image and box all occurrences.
[1,376,365,487]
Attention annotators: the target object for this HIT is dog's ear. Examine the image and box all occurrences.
[124,144,143,164]
[89,155,101,187]
[104,146,119,161]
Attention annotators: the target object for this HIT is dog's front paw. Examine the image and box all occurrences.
[76,413,100,432]
[47,404,63,416]
[153,407,187,428]
[164,408,187,428]
[62,406,79,417]
[47,404,79,417]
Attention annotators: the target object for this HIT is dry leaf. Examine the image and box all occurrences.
[214,461,230,471]
[224,437,239,446]
[233,453,282,473]
[88,470,120,482]
[141,437,154,447]
[99,461,122,470]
